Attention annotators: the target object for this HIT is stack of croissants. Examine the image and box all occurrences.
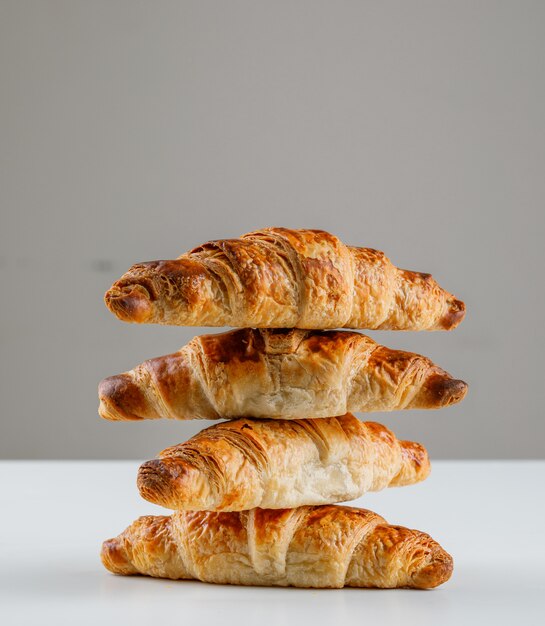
[99,227,467,590]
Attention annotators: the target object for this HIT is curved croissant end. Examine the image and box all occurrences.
[101,536,135,575]
[105,258,228,327]
[98,374,155,421]
[440,298,466,331]
[411,550,454,589]
[407,371,468,410]
[137,458,204,510]
[391,441,431,487]
[104,284,153,324]
[101,515,183,579]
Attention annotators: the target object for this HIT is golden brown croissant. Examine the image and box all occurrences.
[101,505,453,589]
[137,414,430,511]
[98,328,467,422]
[104,228,465,330]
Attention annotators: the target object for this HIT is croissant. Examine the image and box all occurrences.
[137,414,429,511]
[104,227,465,330]
[101,504,453,589]
[98,328,467,422]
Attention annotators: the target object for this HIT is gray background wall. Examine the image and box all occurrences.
[1,0,544,459]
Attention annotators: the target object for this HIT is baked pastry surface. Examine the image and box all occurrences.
[101,505,453,589]
[105,228,465,330]
[99,328,467,421]
[137,414,430,511]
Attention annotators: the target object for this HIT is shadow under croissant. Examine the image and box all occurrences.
[102,572,451,591]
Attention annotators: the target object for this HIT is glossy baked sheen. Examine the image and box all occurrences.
[104,228,465,330]
[101,505,453,589]
[98,328,467,422]
[137,414,430,511]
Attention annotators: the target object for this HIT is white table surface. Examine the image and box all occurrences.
[1,461,544,625]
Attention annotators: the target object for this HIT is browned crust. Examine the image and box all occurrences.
[135,414,431,511]
[414,372,468,409]
[98,328,467,422]
[440,298,466,330]
[104,228,465,330]
[101,505,453,589]
[98,374,152,421]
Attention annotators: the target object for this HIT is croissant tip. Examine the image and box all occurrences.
[98,374,148,421]
[100,537,131,574]
[439,298,466,330]
[412,550,454,589]
[104,284,152,323]
[409,373,467,410]
[137,459,176,506]
[419,374,468,409]
[436,377,468,406]
[398,440,431,482]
